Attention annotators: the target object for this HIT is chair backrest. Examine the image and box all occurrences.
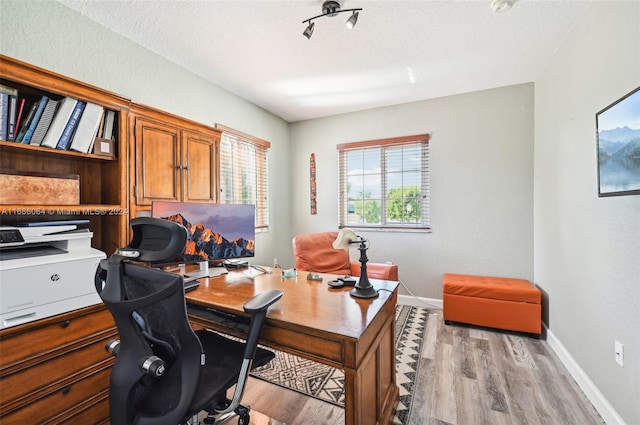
[96,217,203,425]
[292,232,351,275]
[126,216,188,263]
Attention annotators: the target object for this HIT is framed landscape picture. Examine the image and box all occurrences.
[596,86,640,197]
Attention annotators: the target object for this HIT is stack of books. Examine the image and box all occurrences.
[0,84,20,142]
[0,83,117,154]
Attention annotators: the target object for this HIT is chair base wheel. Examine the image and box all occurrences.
[236,404,250,424]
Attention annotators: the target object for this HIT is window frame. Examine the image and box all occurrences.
[216,124,270,231]
[337,134,431,232]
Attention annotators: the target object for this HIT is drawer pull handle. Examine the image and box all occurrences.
[62,386,71,395]
[61,320,71,328]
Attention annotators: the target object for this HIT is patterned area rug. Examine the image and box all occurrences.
[250,305,429,425]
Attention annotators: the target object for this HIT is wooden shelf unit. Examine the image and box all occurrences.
[0,55,130,255]
[0,55,228,424]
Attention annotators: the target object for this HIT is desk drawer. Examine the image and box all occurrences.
[0,367,111,425]
[0,334,115,408]
[43,391,110,425]
[0,307,115,370]
[189,311,345,366]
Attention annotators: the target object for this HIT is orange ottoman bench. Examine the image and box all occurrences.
[443,273,541,335]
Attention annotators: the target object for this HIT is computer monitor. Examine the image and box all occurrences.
[151,201,255,265]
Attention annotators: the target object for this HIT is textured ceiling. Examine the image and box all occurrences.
[57,0,589,123]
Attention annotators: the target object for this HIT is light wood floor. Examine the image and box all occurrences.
[238,309,605,425]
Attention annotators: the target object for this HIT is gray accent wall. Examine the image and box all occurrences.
[534,2,640,424]
[289,84,535,300]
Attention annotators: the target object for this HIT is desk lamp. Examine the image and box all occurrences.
[332,228,378,299]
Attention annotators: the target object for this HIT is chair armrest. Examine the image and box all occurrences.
[244,289,283,313]
[350,262,398,281]
[217,289,282,415]
[242,289,283,360]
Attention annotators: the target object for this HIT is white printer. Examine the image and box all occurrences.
[0,225,106,329]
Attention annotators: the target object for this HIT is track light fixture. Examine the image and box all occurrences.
[302,0,363,39]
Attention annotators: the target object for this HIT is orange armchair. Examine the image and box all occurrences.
[292,232,398,281]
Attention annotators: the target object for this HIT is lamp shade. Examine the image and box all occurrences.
[333,228,358,249]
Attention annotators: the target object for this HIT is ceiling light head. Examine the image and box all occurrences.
[346,11,359,29]
[303,21,315,39]
[490,0,516,13]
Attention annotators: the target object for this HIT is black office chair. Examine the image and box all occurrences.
[95,217,282,425]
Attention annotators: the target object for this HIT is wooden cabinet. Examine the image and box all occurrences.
[0,55,130,256]
[183,130,219,202]
[132,117,181,204]
[129,105,220,215]
[0,305,117,424]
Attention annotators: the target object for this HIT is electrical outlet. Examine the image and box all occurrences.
[615,340,624,367]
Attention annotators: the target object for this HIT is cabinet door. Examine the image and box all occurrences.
[183,131,217,203]
[134,118,181,205]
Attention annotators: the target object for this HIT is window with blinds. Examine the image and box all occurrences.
[337,134,430,230]
[217,125,270,230]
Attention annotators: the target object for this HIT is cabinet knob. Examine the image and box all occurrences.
[60,320,71,328]
[62,385,71,395]
[175,165,183,170]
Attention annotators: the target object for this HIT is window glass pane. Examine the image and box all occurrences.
[338,136,429,230]
[220,132,269,229]
[361,149,380,175]
[363,199,381,224]
[219,138,233,203]
[346,148,382,199]
[352,198,381,225]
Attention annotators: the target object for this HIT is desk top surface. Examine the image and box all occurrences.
[185,267,398,340]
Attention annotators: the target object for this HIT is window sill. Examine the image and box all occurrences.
[339,226,432,234]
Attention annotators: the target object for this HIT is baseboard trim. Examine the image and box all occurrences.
[398,294,442,309]
[545,325,625,425]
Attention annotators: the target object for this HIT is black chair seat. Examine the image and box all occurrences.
[188,330,275,413]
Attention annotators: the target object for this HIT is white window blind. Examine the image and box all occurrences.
[337,134,430,230]
[217,125,270,230]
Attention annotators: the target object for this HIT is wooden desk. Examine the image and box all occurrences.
[186,268,399,425]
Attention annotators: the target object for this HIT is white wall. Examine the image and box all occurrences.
[290,83,534,299]
[0,0,293,266]
[534,2,640,424]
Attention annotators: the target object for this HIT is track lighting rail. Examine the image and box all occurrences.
[302,8,362,25]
